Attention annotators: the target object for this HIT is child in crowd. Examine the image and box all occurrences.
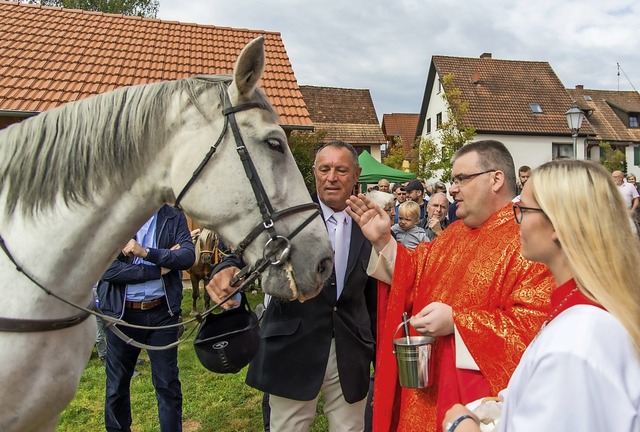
[391,201,429,250]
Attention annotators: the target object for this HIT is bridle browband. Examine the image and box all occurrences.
[0,84,321,341]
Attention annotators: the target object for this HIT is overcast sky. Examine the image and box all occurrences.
[157,0,639,121]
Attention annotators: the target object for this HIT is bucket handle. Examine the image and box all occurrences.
[392,321,411,353]
[393,321,409,341]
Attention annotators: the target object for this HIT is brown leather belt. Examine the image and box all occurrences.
[125,297,165,310]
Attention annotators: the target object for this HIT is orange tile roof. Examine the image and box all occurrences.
[0,0,311,127]
[424,54,593,136]
[567,87,640,143]
[298,85,386,145]
[381,113,419,151]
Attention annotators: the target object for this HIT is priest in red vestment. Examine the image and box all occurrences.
[347,140,554,431]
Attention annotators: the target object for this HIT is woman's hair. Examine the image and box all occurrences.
[531,159,640,356]
[398,200,420,222]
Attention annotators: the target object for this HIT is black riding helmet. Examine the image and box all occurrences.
[193,292,260,374]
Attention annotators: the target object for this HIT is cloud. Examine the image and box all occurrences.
[158,0,640,119]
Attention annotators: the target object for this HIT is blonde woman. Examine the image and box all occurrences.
[443,159,640,432]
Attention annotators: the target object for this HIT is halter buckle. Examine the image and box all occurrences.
[263,219,274,229]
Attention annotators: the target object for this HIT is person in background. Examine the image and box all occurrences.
[418,192,450,240]
[377,178,391,193]
[404,179,427,220]
[433,181,447,195]
[97,205,195,432]
[612,170,639,214]
[627,173,640,225]
[392,185,407,224]
[392,200,430,250]
[627,173,640,194]
[423,181,434,203]
[515,165,531,196]
[93,282,107,365]
[443,159,640,432]
[367,190,396,222]
[346,140,553,431]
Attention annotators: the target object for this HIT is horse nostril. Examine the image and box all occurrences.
[317,256,333,279]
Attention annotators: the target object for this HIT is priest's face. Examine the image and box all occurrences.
[313,145,362,212]
[449,152,499,229]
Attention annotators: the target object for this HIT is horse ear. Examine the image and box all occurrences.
[232,36,265,99]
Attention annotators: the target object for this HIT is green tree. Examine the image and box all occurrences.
[416,73,476,181]
[599,141,626,172]
[288,129,328,194]
[382,136,407,169]
[21,0,159,17]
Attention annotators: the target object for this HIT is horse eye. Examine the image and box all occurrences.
[266,138,284,153]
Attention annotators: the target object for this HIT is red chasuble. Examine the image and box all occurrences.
[374,203,554,432]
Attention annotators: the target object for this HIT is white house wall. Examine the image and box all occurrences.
[419,73,599,177]
[370,146,382,161]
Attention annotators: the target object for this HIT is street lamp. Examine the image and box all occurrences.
[565,102,585,159]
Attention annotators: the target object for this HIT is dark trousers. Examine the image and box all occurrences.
[104,306,182,432]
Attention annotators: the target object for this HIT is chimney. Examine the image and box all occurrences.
[471,71,481,84]
[575,84,584,90]
[480,52,492,59]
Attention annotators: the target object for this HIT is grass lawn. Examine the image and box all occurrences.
[56,285,328,432]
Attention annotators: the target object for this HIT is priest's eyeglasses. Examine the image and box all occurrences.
[512,203,546,224]
[451,169,497,186]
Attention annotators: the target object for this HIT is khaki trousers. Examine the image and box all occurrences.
[269,339,367,432]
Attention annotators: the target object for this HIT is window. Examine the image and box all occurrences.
[552,142,573,159]
[426,118,432,134]
[436,113,442,129]
[634,146,640,166]
[354,146,371,155]
[529,103,544,113]
[583,95,593,101]
[630,115,639,128]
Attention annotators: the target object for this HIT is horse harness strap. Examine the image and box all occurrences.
[0,234,93,332]
[0,306,93,332]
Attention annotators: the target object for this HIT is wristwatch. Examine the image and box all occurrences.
[144,248,150,259]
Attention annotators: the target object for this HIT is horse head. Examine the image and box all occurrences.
[166,37,333,302]
[195,229,217,267]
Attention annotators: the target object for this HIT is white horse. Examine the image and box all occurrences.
[0,37,332,431]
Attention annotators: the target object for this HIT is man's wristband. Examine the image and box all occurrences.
[446,414,475,432]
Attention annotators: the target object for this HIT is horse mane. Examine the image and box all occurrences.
[0,74,266,217]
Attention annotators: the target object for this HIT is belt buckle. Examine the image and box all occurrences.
[140,300,156,310]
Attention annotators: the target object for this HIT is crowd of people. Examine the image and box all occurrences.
[93,139,640,432]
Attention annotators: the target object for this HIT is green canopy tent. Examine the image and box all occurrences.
[357,150,416,184]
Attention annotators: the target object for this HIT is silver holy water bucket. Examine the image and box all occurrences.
[393,322,435,389]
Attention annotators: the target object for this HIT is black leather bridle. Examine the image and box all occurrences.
[173,88,321,275]
[0,86,320,333]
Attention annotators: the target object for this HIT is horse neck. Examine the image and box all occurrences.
[0,168,169,304]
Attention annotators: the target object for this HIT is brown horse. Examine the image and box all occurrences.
[186,229,223,315]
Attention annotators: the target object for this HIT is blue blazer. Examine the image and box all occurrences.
[97,205,195,318]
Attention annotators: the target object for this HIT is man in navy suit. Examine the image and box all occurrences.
[208,141,377,431]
